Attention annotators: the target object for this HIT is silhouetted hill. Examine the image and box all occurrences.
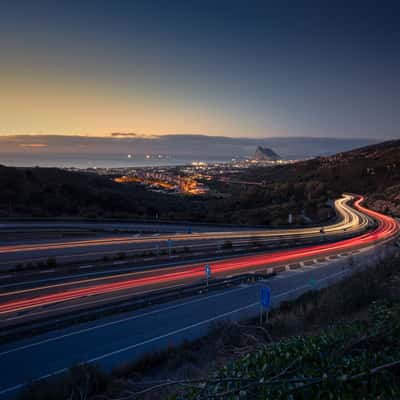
[0,166,201,219]
[0,140,399,224]
[233,139,400,220]
[253,146,280,161]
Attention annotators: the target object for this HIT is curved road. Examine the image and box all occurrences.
[0,195,397,325]
[0,194,369,269]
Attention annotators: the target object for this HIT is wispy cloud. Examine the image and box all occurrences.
[19,143,48,148]
[110,132,138,138]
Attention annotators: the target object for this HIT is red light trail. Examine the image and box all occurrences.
[0,196,398,315]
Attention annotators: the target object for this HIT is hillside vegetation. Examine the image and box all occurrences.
[215,139,400,224]
[0,166,199,220]
[0,140,399,224]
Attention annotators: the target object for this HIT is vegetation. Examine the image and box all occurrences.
[1,140,400,225]
[0,166,200,220]
[181,302,400,399]
[227,139,400,224]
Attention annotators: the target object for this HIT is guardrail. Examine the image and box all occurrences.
[1,223,372,275]
[0,272,273,345]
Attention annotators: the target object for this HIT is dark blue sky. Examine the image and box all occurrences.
[1,0,399,138]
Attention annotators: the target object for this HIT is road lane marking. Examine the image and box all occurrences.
[0,267,361,397]
[0,285,254,357]
[0,251,270,290]
[86,301,259,364]
[0,268,350,359]
[0,300,260,396]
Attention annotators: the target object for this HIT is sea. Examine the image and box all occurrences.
[0,153,234,169]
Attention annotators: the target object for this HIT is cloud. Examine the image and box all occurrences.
[110,132,139,138]
[19,143,49,148]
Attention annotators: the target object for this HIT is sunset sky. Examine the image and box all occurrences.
[1,1,399,139]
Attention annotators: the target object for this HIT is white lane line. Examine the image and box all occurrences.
[0,268,354,396]
[0,285,254,357]
[316,269,348,283]
[274,284,310,299]
[0,300,259,397]
[0,367,68,396]
[0,268,350,359]
[86,301,258,364]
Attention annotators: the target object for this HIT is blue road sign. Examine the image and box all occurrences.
[205,264,211,278]
[260,287,271,310]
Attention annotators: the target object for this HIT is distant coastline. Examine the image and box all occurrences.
[0,153,235,169]
[0,134,377,168]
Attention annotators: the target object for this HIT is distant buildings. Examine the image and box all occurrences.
[114,170,209,195]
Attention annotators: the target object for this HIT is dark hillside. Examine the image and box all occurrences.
[222,139,400,223]
[0,166,202,220]
[0,140,399,224]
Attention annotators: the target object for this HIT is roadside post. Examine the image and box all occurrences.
[205,264,211,289]
[168,239,173,257]
[260,287,271,325]
[309,278,317,289]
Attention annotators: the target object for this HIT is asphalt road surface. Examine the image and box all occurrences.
[0,194,398,398]
[0,195,369,269]
[0,195,397,325]
[0,242,393,399]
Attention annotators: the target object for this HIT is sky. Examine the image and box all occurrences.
[0,0,399,139]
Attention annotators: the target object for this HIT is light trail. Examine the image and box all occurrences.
[0,195,397,316]
[0,195,368,256]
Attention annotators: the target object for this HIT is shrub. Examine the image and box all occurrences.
[46,257,57,268]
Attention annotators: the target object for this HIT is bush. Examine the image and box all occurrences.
[221,240,233,249]
[46,257,57,268]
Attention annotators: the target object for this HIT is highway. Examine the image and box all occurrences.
[0,242,396,399]
[0,195,370,269]
[0,194,398,398]
[0,195,397,326]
